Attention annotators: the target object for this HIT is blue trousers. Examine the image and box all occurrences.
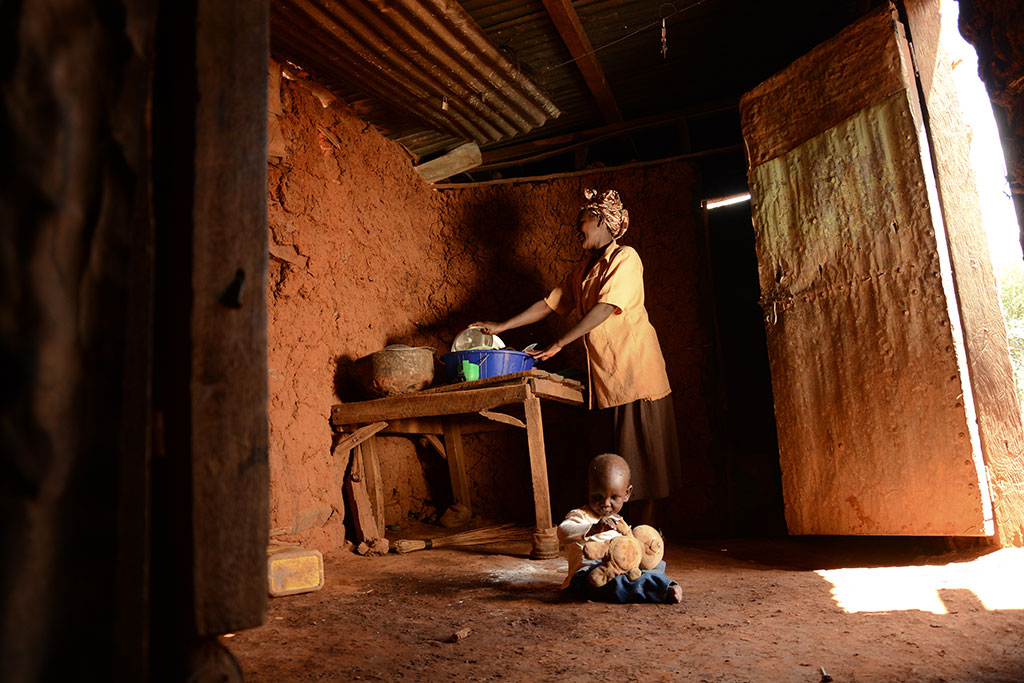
[567,561,678,604]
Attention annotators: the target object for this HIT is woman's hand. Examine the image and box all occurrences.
[530,341,563,361]
[468,321,506,335]
[470,301,554,338]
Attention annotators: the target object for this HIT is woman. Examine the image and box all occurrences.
[472,188,681,523]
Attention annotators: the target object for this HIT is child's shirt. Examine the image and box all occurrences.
[557,507,625,588]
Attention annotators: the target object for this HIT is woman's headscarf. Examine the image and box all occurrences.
[581,188,629,239]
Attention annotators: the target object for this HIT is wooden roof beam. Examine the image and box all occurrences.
[479,100,738,165]
[540,0,622,123]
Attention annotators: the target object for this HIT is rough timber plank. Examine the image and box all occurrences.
[740,5,911,167]
[357,417,521,436]
[344,446,380,544]
[423,434,447,459]
[2,0,157,675]
[524,395,553,530]
[748,90,991,536]
[334,421,387,453]
[479,410,527,428]
[528,377,585,405]
[904,0,1024,546]
[414,142,481,183]
[362,437,387,538]
[419,369,583,395]
[190,0,270,634]
[331,384,529,424]
[442,421,473,515]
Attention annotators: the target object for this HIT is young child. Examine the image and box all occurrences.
[557,453,683,604]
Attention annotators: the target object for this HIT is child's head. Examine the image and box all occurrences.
[587,453,632,517]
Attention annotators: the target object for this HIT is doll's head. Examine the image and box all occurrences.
[586,453,632,517]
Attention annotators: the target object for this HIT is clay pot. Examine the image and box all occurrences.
[358,344,436,397]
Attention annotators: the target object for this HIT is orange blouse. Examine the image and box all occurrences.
[544,241,671,409]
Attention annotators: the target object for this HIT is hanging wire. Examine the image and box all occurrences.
[541,0,712,73]
[660,2,675,58]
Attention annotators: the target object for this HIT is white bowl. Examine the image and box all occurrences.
[451,326,505,352]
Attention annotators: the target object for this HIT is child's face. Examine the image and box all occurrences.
[588,470,632,517]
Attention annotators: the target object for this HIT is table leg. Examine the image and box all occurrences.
[362,436,387,538]
[440,419,472,527]
[524,396,558,559]
[345,444,380,545]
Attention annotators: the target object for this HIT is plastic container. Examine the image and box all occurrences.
[440,349,535,382]
[267,545,324,597]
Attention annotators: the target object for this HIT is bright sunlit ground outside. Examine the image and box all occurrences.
[944,2,1024,403]
[817,547,1024,614]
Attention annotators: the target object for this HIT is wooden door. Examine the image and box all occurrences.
[738,5,1004,536]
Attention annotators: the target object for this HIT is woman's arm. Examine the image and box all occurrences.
[532,302,615,361]
[471,299,553,336]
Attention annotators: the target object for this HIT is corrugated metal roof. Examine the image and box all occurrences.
[271,0,561,151]
[271,0,881,177]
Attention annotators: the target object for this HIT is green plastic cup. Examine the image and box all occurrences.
[461,360,480,381]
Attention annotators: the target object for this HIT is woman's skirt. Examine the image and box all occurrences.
[588,393,682,500]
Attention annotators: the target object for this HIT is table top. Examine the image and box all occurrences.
[331,369,585,426]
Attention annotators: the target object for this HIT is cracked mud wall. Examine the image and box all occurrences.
[435,171,718,528]
[266,75,447,548]
[267,71,718,548]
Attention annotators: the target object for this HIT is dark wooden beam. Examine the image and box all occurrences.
[414,142,482,183]
[540,0,622,122]
[480,100,737,166]
[434,144,743,189]
[152,0,270,673]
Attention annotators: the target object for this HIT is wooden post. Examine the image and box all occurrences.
[345,445,380,544]
[442,420,473,518]
[524,393,558,558]
[904,0,1024,546]
[362,437,387,538]
[1,1,159,677]
[334,421,387,454]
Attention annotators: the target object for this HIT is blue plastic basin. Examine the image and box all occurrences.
[440,349,535,382]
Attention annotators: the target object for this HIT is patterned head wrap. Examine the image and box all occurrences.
[581,188,629,239]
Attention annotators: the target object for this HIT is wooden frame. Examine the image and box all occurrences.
[332,371,584,558]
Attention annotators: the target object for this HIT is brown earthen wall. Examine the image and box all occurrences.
[266,78,446,548]
[436,172,718,527]
[267,75,718,547]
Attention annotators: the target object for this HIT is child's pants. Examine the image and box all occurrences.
[567,560,678,604]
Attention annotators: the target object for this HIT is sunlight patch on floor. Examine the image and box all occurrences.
[816,548,1024,614]
[482,558,563,584]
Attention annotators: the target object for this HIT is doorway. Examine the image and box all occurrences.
[703,191,786,536]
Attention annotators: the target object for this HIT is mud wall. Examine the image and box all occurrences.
[267,71,718,548]
[435,172,718,528]
[266,75,447,548]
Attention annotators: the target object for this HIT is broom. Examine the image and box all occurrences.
[393,524,532,554]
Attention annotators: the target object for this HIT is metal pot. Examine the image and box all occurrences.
[358,344,436,397]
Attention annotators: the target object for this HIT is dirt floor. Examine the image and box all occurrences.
[229,529,1024,682]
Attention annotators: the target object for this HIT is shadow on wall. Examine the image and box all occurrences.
[439,195,569,354]
[332,194,575,404]
[334,353,361,402]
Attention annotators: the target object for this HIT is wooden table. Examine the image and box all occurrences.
[331,370,585,558]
